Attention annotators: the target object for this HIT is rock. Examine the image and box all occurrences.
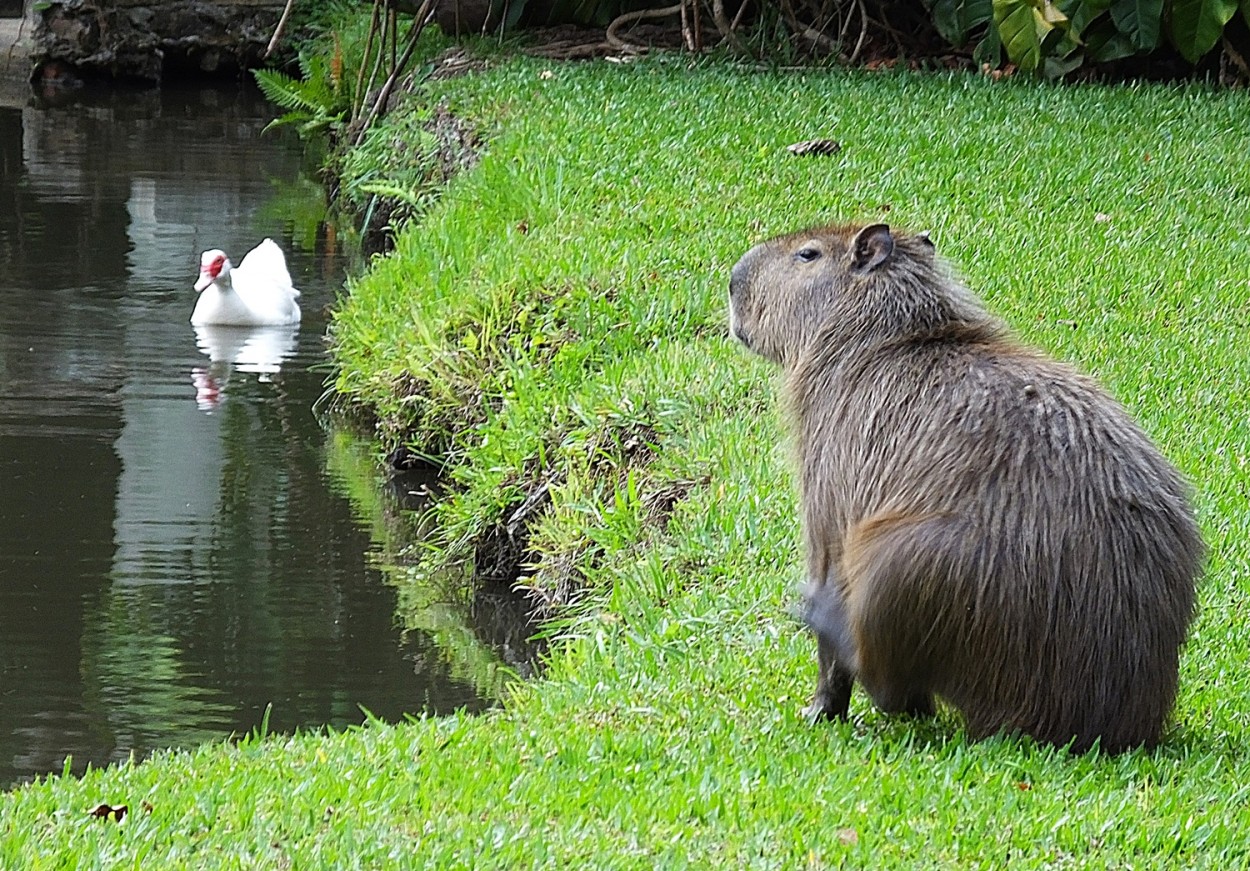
[32,0,285,83]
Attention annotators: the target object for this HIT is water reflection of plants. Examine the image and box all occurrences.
[323,427,542,705]
[80,589,237,765]
[255,172,328,254]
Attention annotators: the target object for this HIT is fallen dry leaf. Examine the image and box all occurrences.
[786,138,841,157]
[88,803,127,822]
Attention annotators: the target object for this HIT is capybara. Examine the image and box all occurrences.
[728,221,1204,753]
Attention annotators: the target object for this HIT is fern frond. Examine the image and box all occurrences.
[262,111,317,134]
[253,69,318,114]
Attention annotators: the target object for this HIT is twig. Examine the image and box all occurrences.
[264,0,298,59]
[352,0,436,148]
[3,7,32,71]
[605,4,684,51]
[712,0,747,53]
[390,4,397,71]
[847,0,868,64]
[837,0,855,44]
[778,0,802,45]
[352,0,382,120]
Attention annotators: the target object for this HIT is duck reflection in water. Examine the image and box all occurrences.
[191,324,299,412]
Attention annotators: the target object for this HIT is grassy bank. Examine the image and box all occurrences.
[5,53,1250,866]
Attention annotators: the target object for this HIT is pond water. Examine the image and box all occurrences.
[0,83,537,789]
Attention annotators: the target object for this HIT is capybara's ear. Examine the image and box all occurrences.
[850,223,894,274]
[915,230,935,250]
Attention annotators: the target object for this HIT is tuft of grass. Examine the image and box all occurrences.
[6,53,1250,866]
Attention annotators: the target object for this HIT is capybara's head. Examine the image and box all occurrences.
[728,223,966,368]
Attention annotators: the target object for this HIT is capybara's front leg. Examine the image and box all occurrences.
[802,579,857,721]
[804,633,853,721]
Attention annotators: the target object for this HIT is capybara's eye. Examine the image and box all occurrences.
[795,247,821,263]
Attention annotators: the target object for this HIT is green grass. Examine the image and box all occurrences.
[6,53,1250,867]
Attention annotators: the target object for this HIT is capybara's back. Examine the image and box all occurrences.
[728,222,1204,752]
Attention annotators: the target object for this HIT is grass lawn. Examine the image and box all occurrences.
[4,49,1250,867]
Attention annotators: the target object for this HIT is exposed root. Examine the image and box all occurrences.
[605,3,685,53]
[711,0,748,53]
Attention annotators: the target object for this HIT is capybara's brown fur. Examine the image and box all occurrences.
[728,222,1204,753]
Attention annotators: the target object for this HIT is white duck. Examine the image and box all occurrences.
[191,238,302,326]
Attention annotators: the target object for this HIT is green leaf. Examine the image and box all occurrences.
[1109,0,1163,49]
[1081,15,1140,59]
[1240,0,1250,30]
[994,0,1070,70]
[932,0,996,45]
[1063,0,1113,34]
[1043,50,1086,76]
[357,181,428,208]
[1036,2,1072,53]
[1050,21,1084,56]
[261,111,311,134]
[973,23,1004,64]
[1168,0,1238,61]
[995,0,1044,68]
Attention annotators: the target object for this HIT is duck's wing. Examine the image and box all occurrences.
[237,238,300,299]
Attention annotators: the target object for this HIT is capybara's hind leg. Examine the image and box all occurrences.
[844,512,960,721]
[862,681,935,718]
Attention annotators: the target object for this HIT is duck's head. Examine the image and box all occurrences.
[195,250,232,292]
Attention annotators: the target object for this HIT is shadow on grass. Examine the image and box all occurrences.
[805,693,1243,770]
